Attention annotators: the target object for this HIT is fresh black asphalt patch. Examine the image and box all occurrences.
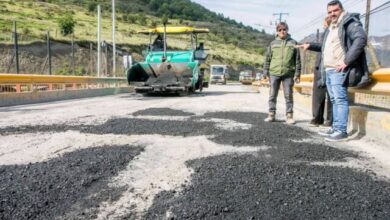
[145,154,390,219]
[0,110,310,148]
[1,108,390,218]
[132,108,195,116]
[0,145,143,220]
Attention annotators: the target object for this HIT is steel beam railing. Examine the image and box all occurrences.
[0,74,127,93]
[295,68,390,95]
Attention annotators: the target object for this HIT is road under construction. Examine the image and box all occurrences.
[1,77,390,219]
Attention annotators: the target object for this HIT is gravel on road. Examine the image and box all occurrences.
[0,145,143,220]
[1,102,389,219]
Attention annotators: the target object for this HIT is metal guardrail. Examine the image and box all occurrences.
[253,68,390,95]
[0,74,128,93]
[295,68,390,95]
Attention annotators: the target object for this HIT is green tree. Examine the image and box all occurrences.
[159,3,170,17]
[58,13,76,36]
[148,0,159,11]
[162,14,169,25]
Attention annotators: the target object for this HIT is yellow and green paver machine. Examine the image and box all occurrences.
[127,26,209,94]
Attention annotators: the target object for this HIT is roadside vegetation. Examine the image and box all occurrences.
[0,0,274,70]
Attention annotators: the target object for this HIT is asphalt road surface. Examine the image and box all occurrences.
[1,83,389,219]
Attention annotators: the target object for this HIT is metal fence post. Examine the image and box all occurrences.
[89,43,93,75]
[112,0,116,77]
[13,21,20,74]
[97,4,101,77]
[71,34,75,75]
[105,42,109,76]
[47,31,52,75]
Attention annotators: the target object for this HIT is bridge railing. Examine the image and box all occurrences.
[253,68,390,94]
[0,74,128,93]
[253,68,390,109]
[295,68,390,95]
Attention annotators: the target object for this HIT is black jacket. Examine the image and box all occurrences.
[307,37,323,87]
[309,13,370,88]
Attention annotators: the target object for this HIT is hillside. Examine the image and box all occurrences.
[0,0,274,75]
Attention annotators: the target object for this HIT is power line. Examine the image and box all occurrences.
[361,1,390,17]
[370,5,390,15]
[294,0,364,35]
[295,0,389,37]
[343,0,365,11]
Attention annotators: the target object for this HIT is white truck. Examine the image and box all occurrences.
[209,65,228,85]
[239,70,254,85]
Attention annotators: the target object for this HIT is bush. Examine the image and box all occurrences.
[58,13,76,36]
[121,14,127,21]
[127,15,137,23]
[257,47,266,55]
[136,14,147,25]
[22,27,31,35]
[88,2,97,12]
[150,20,157,28]
[75,67,87,76]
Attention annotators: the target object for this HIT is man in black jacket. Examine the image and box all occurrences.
[297,0,369,141]
[307,17,333,127]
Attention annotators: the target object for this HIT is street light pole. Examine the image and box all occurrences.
[112,0,116,77]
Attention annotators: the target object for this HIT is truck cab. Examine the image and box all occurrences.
[210,65,228,85]
[239,70,254,84]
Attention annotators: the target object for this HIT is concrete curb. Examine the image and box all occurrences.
[0,87,134,107]
[348,106,390,146]
[257,86,390,147]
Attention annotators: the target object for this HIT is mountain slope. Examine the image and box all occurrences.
[0,0,274,72]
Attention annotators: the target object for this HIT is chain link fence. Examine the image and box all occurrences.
[0,21,129,77]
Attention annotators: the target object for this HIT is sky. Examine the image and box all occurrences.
[191,0,390,40]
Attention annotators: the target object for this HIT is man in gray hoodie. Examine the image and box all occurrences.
[297,0,369,141]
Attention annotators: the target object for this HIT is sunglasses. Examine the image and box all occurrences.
[277,29,287,32]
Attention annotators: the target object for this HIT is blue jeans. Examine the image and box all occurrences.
[326,69,348,134]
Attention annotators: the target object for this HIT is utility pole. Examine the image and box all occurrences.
[365,0,371,36]
[112,0,116,77]
[273,12,289,24]
[97,5,101,77]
